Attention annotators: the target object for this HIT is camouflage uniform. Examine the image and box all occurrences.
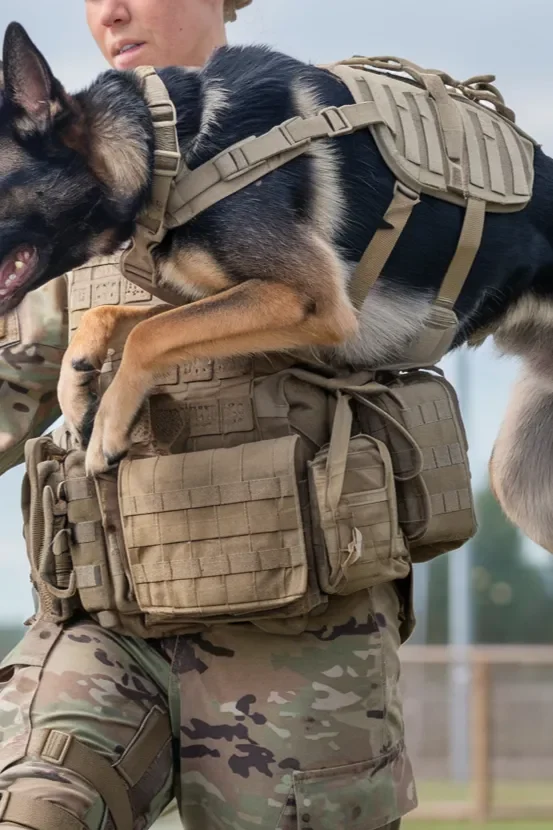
[0,259,417,830]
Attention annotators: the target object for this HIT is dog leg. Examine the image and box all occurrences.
[58,303,167,445]
[490,366,553,552]
[85,269,357,475]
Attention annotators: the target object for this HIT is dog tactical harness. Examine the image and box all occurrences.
[121,55,536,368]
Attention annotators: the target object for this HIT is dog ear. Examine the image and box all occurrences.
[2,22,70,136]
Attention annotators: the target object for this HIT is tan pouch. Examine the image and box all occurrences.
[309,394,410,594]
[358,369,477,561]
[118,434,312,617]
[21,437,80,624]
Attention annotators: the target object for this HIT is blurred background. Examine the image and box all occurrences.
[1,1,552,828]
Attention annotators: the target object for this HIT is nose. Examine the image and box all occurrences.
[99,0,131,28]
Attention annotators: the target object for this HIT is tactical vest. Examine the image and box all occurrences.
[21,54,536,639]
[23,264,474,640]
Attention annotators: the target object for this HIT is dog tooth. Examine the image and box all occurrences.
[14,260,24,270]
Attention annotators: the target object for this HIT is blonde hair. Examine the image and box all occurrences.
[224,0,252,23]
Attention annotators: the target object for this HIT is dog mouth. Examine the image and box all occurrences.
[0,244,39,304]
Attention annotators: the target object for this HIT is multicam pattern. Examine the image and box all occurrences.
[0,587,415,829]
[0,618,174,829]
[0,277,67,475]
[171,584,416,830]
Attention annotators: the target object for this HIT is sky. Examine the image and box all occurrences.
[0,0,552,622]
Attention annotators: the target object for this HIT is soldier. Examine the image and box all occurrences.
[0,1,417,828]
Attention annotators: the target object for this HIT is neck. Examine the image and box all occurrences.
[185,26,227,68]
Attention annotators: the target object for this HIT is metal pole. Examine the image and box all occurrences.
[412,561,431,645]
[448,345,473,783]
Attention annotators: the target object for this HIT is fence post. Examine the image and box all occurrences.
[471,656,492,821]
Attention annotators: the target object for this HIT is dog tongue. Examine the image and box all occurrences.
[0,245,35,295]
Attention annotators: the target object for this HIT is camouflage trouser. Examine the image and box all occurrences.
[0,582,416,830]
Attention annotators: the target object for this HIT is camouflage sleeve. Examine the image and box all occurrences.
[0,276,68,476]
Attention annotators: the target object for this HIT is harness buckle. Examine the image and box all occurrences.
[153,148,181,177]
[149,100,178,127]
[319,106,354,136]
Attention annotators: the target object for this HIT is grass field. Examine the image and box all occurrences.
[154,781,553,828]
[416,780,553,805]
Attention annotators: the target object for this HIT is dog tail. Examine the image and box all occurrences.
[489,359,553,552]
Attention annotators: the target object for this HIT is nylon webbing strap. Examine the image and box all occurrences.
[165,101,384,229]
[349,181,421,309]
[325,392,354,513]
[437,197,486,306]
[116,705,170,787]
[27,728,133,830]
[0,790,86,830]
[120,66,183,306]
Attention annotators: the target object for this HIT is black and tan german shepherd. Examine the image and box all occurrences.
[1,22,553,549]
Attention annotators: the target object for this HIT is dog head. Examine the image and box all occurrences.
[0,23,134,315]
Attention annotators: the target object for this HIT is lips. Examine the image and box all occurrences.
[113,42,146,69]
[0,244,38,304]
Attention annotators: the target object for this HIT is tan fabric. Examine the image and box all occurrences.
[119,67,183,307]
[27,729,133,830]
[358,369,477,561]
[437,197,487,306]
[0,790,86,830]
[224,0,252,23]
[309,396,411,594]
[348,181,420,310]
[328,56,536,211]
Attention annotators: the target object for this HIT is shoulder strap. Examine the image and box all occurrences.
[119,66,183,306]
[164,101,385,229]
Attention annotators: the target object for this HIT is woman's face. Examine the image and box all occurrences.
[86,0,226,71]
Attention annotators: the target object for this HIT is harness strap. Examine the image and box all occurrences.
[120,66,182,306]
[0,791,85,830]
[27,729,133,830]
[115,705,171,788]
[348,181,421,310]
[436,197,487,306]
[165,100,384,229]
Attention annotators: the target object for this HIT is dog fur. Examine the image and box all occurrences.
[0,23,553,550]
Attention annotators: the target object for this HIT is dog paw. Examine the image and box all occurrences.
[58,355,100,447]
[85,405,131,476]
[83,371,148,476]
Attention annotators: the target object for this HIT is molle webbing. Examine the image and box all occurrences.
[24,353,476,638]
